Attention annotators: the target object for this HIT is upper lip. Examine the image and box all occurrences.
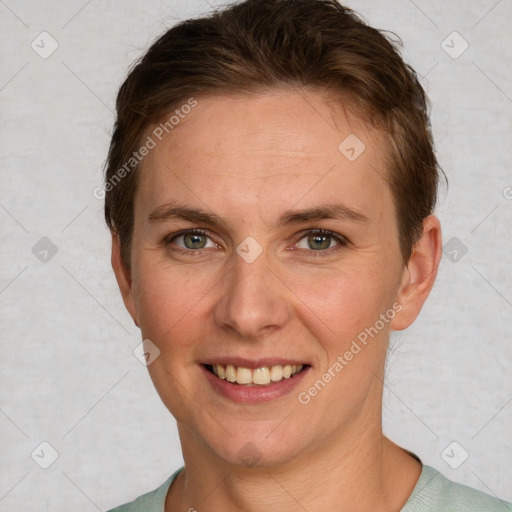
[202,357,309,370]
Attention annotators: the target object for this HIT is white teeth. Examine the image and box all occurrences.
[225,364,236,383]
[253,367,270,385]
[210,363,304,386]
[236,367,252,384]
[216,364,225,379]
[270,365,283,382]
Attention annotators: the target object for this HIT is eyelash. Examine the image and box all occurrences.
[164,228,348,257]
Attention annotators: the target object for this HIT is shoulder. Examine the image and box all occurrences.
[106,467,184,512]
[402,464,512,512]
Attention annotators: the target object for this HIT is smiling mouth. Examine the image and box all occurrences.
[204,363,307,386]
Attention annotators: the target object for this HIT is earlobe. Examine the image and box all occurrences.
[390,215,442,331]
[111,232,140,328]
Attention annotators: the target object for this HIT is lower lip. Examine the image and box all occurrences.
[201,364,310,404]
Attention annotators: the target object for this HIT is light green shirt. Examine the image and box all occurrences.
[108,462,512,511]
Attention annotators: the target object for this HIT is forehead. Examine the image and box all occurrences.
[135,89,392,229]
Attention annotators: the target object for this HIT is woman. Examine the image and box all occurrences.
[104,0,512,510]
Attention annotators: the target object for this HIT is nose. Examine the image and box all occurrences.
[213,245,291,340]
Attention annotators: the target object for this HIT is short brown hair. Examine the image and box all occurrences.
[104,0,445,268]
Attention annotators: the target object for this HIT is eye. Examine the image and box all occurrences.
[164,228,348,256]
[165,229,217,252]
[294,229,347,254]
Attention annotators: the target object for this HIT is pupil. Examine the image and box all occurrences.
[185,233,206,249]
[309,234,330,250]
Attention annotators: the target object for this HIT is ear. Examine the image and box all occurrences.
[390,215,442,331]
[111,231,139,328]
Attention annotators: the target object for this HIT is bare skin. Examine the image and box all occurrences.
[111,88,442,511]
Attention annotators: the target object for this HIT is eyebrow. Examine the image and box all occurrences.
[148,202,370,229]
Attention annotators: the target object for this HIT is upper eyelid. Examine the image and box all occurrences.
[295,229,347,246]
[165,229,221,251]
[166,228,217,244]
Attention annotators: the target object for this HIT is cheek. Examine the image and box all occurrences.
[289,264,395,344]
[131,259,203,342]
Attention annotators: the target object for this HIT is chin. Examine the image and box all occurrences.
[206,428,306,469]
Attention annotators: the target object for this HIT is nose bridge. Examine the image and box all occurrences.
[214,243,289,338]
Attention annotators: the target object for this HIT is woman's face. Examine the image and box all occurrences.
[116,89,416,467]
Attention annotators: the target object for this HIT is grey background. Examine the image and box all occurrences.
[1,0,511,510]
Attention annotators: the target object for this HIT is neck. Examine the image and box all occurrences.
[167,413,421,512]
